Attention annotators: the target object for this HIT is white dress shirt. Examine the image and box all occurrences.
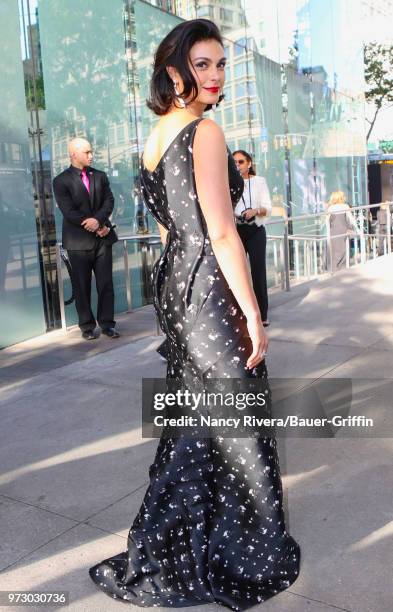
[234,175,272,226]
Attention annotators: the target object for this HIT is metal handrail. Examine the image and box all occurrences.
[268,231,391,241]
[120,235,162,314]
[263,201,392,283]
[56,201,393,329]
[265,201,393,227]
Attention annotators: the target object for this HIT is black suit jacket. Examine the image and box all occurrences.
[52,165,117,250]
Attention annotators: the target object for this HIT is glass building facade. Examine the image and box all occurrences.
[0,0,367,348]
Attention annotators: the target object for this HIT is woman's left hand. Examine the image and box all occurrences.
[243,208,258,221]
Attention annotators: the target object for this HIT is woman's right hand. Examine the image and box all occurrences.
[246,313,269,370]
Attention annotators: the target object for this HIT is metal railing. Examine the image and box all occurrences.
[55,202,393,330]
[56,234,162,330]
[264,202,392,290]
[119,234,162,313]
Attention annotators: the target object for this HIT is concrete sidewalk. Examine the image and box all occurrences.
[1,256,393,611]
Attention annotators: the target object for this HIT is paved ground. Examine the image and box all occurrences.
[1,256,393,611]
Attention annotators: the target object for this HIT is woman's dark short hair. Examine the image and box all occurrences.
[147,19,225,116]
[232,149,256,176]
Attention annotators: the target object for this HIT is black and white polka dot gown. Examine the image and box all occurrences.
[89,118,300,609]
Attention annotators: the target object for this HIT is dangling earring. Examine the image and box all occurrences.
[173,81,186,108]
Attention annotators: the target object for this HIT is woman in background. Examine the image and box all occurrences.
[377,201,392,255]
[233,150,271,326]
[326,190,358,271]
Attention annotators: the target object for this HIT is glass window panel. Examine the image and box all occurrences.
[250,102,258,121]
[214,110,223,126]
[0,0,46,346]
[39,0,137,325]
[238,139,249,152]
[116,125,125,144]
[251,51,287,221]
[248,81,256,96]
[235,38,246,56]
[196,6,213,18]
[108,126,115,146]
[235,82,247,98]
[236,103,247,123]
[220,8,233,23]
[234,62,246,79]
[224,107,234,126]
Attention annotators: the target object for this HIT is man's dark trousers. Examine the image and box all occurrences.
[68,240,115,333]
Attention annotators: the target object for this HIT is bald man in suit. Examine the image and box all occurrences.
[53,138,120,340]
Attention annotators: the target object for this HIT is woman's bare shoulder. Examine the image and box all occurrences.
[143,126,160,160]
[195,117,224,138]
[194,118,226,153]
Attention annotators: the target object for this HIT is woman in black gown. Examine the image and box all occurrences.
[89,19,300,609]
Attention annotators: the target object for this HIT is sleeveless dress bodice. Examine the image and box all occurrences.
[140,118,247,378]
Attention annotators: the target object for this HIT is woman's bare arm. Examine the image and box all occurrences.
[193,119,267,368]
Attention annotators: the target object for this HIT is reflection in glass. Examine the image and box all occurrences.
[0,0,46,347]
[1,0,368,346]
